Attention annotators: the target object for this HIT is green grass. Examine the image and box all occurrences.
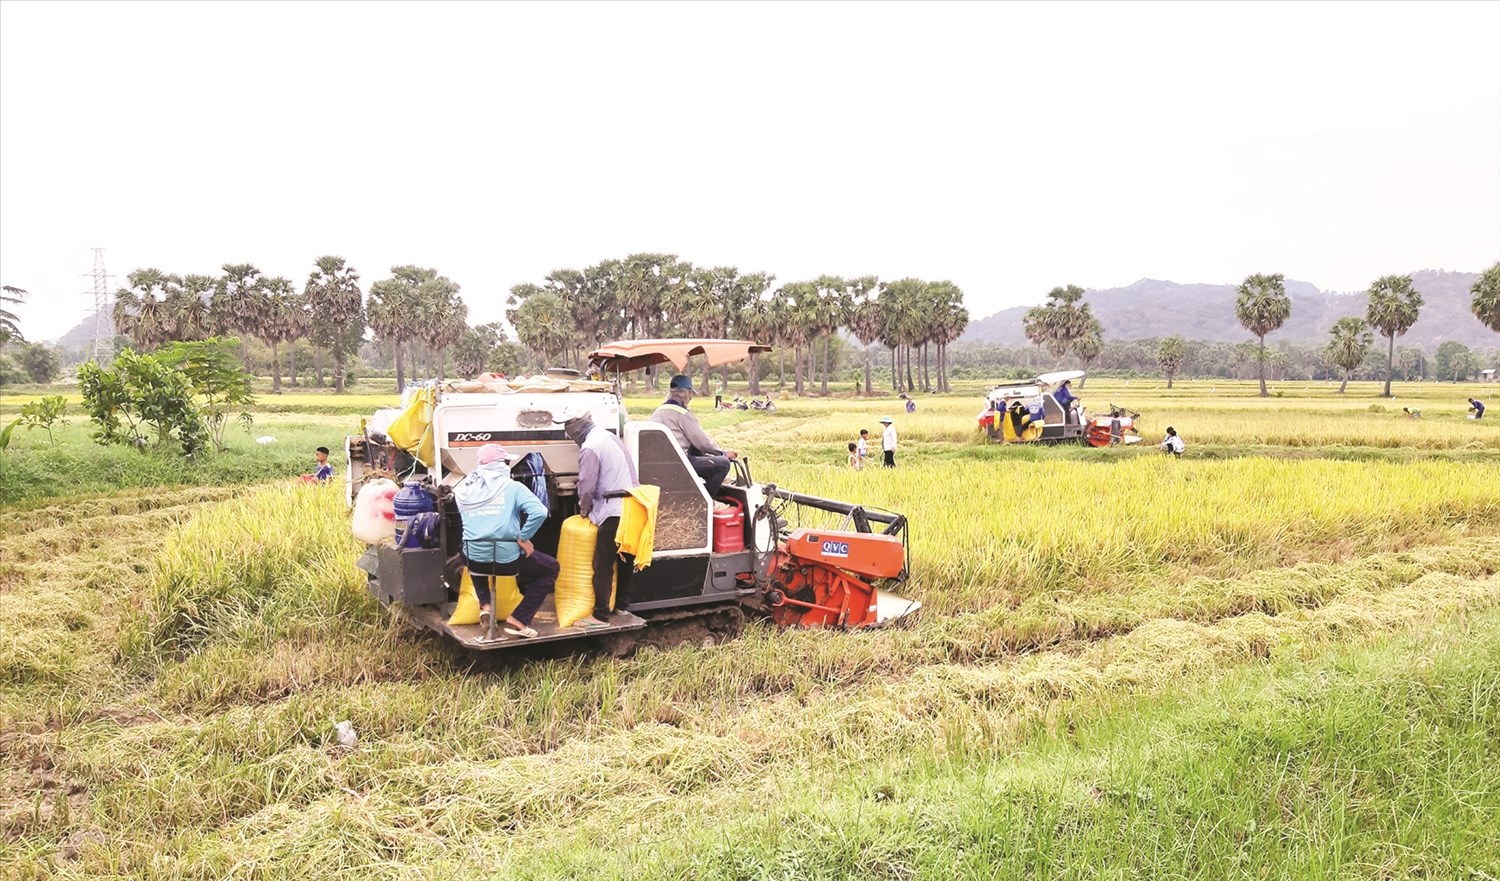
[0,414,352,507]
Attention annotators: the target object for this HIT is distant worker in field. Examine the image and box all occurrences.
[454,444,558,640]
[1054,380,1078,424]
[564,412,640,629]
[1403,407,1422,419]
[1160,426,1185,457]
[298,446,335,484]
[651,374,739,497]
[315,446,333,481]
[880,416,898,468]
[848,442,862,471]
[1468,398,1486,419]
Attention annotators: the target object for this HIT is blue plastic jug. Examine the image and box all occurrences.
[392,480,436,547]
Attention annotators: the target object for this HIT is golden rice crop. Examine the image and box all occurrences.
[756,455,1500,613]
[656,379,1500,451]
[6,378,1500,879]
[119,483,374,667]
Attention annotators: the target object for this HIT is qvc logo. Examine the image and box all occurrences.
[821,541,850,557]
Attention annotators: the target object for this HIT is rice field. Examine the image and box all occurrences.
[2,378,1498,879]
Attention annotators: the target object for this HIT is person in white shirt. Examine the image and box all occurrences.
[1160,426,1185,457]
[856,429,870,466]
[880,416,897,468]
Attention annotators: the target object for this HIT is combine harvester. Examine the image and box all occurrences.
[977,369,1142,446]
[347,339,920,652]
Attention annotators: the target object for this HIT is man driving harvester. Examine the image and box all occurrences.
[651,374,739,498]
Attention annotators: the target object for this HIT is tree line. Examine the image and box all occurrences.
[16,257,1497,396]
[109,259,370,393]
[98,254,972,397]
[504,254,969,396]
[1023,263,1500,397]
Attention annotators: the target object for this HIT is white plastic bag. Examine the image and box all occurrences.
[367,408,401,439]
[351,478,398,545]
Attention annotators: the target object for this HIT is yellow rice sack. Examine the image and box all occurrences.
[448,569,522,626]
[554,515,616,627]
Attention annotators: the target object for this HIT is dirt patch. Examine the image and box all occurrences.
[0,737,88,843]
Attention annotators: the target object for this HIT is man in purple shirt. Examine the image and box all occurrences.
[562,413,639,627]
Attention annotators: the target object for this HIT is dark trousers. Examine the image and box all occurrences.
[467,552,559,626]
[883,450,895,468]
[593,516,635,619]
[690,454,732,497]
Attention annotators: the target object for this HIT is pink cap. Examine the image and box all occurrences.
[476,443,513,466]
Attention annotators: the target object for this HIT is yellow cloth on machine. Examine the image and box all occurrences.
[448,569,522,626]
[554,515,616,627]
[386,387,436,467]
[616,484,660,570]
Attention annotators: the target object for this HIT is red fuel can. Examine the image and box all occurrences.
[712,498,746,553]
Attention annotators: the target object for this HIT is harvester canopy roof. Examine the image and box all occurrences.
[1035,370,1086,386]
[588,339,773,373]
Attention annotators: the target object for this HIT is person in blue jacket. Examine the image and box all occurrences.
[1468,398,1486,419]
[454,443,558,639]
[1053,380,1078,424]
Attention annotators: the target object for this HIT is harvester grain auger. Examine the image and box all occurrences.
[347,339,921,652]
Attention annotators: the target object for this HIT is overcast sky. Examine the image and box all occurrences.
[2,0,1497,343]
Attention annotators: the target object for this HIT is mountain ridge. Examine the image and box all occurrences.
[961,269,1495,349]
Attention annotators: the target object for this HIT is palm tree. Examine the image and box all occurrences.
[1072,316,1103,388]
[212,263,264,369]
[847,289,885,396]
[618,253,674,338]
[579,260,625,353]
[368,266,427,392]
[1023,284,1093,369]
[807,275,850,395]
[1365,274,1423,398]
[258,276,304,393]
[1,285,28,347]
[879,279,925,394]
[513,291,575,365]
[729,272,775,394]
[763,291,792,390]
[946,295,971,392]
[779,282,823,396]
[1324,317,1373,394]
[410,272,465,381]
[683,273,724,393]
[282,294,310,388]
[914,300,941,393]
[678,266,745,393]
[113,269,173,350]
[305,256,365,394]
[165,274,214,341]
[1472,261,1500,334]
[617,253,678,390]
[1234,273,1292,397]
[1157,336,1186,389]
[927,281,968,393]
